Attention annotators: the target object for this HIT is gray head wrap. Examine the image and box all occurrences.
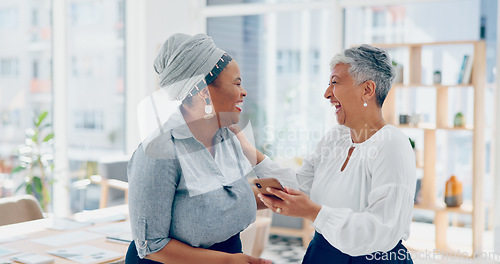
[154,33,226,101]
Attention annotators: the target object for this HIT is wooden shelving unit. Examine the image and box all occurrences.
[375,41,486,255]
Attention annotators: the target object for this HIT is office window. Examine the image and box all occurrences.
[66,0,126,212]
[208,9,333,159]
[32,9,38,26]
[0,8,18,29]
[276,50,301,74]
[74,111,104,131]
[71,56,103,78]
[0,1,52,200]
[0,58,18,78]
[32,60,39,79]
[70,2,104,26]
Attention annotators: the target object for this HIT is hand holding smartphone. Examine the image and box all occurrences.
[253,178,285,200]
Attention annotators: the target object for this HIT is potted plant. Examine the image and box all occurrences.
[409,137,423,168]
[11,111,54,211]
[454,112,465,127]
[392,61,404,84]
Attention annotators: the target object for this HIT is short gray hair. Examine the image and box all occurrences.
[330,44,395,107]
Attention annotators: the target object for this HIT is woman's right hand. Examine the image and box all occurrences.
[229,253,273,264]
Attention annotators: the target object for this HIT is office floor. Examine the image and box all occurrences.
[260,235,306,264]
[261,222,500,264]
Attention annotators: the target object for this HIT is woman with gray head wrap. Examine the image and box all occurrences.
[232,44,415,263]
[126,33,272,264]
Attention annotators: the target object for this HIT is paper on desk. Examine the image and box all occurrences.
[10,253,54,264]
[87,221,130,236]
[0,247,18,257]
[75,213,127,224]
[46,218,93,231]
[0,236,28,244]
[106,232,132,244]
[46,245,121,264]
[31,231,103,247]
[0,258,11,264]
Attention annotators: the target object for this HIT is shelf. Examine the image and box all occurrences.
[373,40,480,48]
[414,202,473,215]
[378,40,486,254]
[393,83,473,89]
[397,124,473,131]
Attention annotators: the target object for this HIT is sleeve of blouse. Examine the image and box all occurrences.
[312,133,416,256]
[127,146,180,259]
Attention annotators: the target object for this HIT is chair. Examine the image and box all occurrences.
[89,175,129,209]
[0,195,44,226]
[72,156,129,209]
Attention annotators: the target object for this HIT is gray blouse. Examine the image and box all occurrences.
[128,108,257,259]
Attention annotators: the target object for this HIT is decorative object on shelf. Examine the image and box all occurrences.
[399,114,410,125]
[453,112,465,127]
[392,61,404,83]
[409,138,423,168]
[433,70,442,84]
[11,111,54,211]
[408,138,415,149]
[458,54,474,84]
[444,175,463,207]
[409,113,421,126]
[376,40,485,255]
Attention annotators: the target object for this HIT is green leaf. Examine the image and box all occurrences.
[11,166,26,174]
[33,176,43,194]
[26,183,33,194]
[15,182,26,193]
[43,133,54,142]
[36,111,48,127]
[32,130,39,143]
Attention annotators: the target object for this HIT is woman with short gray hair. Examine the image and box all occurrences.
[233,44,415,263]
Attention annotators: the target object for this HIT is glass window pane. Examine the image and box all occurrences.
[0,1,52,198]
[66,0,125,212]
[208,10,332,160]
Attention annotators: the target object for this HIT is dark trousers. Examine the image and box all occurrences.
[302,232,413,263]
[125,233,242,264]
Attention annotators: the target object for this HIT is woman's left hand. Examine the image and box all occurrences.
[258,187,322,222]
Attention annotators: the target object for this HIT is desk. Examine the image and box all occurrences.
[0,205,129,264]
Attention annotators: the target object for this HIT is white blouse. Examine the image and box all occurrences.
[254,125,416,256]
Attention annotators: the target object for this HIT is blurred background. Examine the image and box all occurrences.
[0,0,499,261]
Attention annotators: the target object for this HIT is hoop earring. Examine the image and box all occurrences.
[204,97,214,119]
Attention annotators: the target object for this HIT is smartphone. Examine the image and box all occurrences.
[253,178,285,200]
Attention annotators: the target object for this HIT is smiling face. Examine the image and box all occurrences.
[324,63,365,127]
[207,60,247,127]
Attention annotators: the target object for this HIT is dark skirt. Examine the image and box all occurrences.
[302,232,413,264]
[125,233,242,264]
